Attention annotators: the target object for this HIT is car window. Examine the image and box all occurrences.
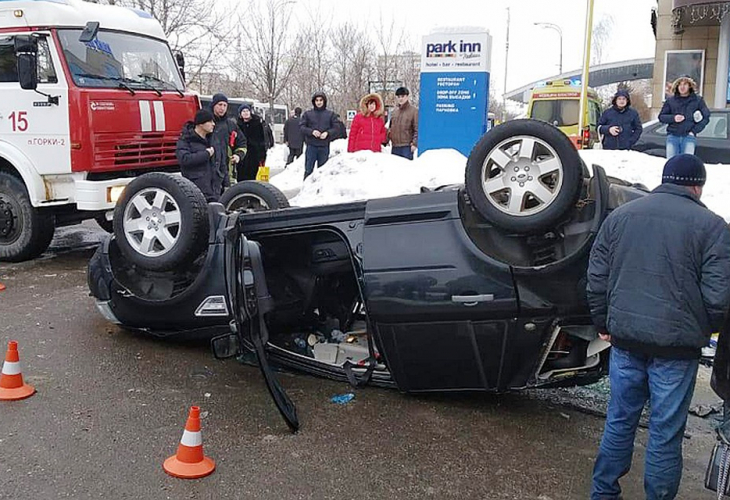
[0,36,57,84]
[530,100,579,127]
[697,115,727,139]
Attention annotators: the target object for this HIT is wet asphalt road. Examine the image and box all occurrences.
[0,223,722,499]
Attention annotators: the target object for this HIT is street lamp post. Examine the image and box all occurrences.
[534,22,563,75]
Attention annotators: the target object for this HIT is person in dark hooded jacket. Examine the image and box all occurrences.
[176,109,221,201]
[236,103,266,181]
[597,89,642,150]
[300,91,337,180]
[658,76,711,158]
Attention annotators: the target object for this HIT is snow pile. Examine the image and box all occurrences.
[580,150,730,222]
[267,145,729,222]
[265,143,289,177]
[288,148,467,207]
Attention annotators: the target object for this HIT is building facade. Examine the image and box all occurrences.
[653,0,730,114]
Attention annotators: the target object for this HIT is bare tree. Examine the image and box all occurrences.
[237,0,302,118]
[284,10,333,112]
[328,22,374,114]
[87,0,233,90]
[373,14,408,107]
[591,14,614,65]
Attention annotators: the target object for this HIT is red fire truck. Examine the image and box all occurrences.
[0,0,199,262]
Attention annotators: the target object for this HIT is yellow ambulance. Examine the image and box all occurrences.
[527,79,602,149]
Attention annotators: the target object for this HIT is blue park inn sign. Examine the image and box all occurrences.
[419,29,492,157]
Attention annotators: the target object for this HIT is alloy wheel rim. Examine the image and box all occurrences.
[122,187,182,257]
[227,193,271,213]
[480,135,564,217]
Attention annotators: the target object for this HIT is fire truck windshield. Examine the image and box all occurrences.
[57,29,184,91]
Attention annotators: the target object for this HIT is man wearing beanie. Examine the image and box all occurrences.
[209,92,247,187]
[175,109,220,201]
[658,75,711,158]
[587,154,730,499]
[597,89,642,150]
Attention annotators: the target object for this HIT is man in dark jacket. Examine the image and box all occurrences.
[658,76,711,158]
[587,154,730,500]
[597,89,642,150]
[176,109,220,201]
[209,93,247,186]
[284,107,304,165]
[236,103,266,181]
[300,91,337,180]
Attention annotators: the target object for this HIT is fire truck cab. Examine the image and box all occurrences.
[0,0,198,262]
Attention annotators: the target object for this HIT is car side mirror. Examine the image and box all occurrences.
[79,21,100,43]
[173,50,185,82]
[14,35,38,91]
[211,333,241,359]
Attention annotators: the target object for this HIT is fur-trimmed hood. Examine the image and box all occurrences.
[359,93,384,117]
[671,76,698,96]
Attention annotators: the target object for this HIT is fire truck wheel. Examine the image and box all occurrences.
[113,173,209,271]
[219,181,290,213]
[0,172,55,262]
[465,119,584,234]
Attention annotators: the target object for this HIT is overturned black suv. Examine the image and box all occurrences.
[88,120,648,431]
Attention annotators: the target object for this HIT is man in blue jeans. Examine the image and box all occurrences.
[299,91,337,180]
[587,154,730,500]
[658,76,710,158]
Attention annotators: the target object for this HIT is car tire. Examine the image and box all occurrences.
[220,181,290,212]
[465,119,584,234]
[0,172,55,262]
[113,173,209,271]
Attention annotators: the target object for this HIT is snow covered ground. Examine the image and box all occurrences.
[265,141,730,222]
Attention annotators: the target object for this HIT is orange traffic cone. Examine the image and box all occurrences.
[0,282,6,292]
[163,406,215,479]
[0,341,35,401]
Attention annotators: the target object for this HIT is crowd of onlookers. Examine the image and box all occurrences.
[175,86,419,201]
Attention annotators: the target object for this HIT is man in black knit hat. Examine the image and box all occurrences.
[209,93,247,187]
[587,154,730,500]
[175,109,220,201]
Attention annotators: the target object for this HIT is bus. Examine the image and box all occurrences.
[527,79,602,149]
[199,96,288,144]
[253,101,288,144]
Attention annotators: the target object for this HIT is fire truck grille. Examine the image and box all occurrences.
[94,133,178,168]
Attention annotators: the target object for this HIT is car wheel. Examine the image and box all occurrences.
[113,173,209,271]
[465,119,584,234]
[220,181,290,213]
[0,172,55,262]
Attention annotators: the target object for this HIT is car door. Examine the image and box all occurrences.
[695,113,728,163]
[224,226,299,432]
[361,191,520,393]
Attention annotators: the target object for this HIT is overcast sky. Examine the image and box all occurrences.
[285,0,658,95]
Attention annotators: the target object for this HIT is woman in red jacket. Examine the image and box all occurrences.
[347,93,387,153]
